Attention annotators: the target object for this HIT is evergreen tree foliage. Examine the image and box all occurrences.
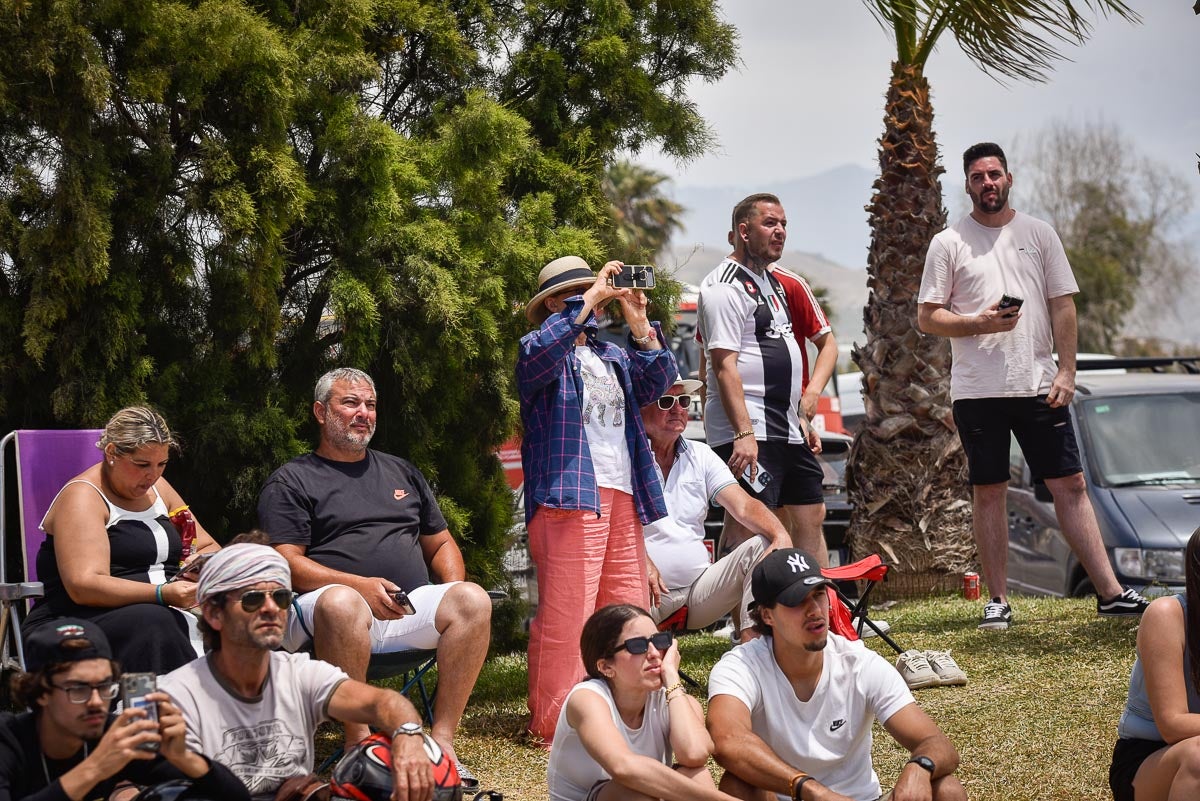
[0,1,736,595]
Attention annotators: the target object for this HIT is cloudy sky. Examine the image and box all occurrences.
[641,2,1199,209]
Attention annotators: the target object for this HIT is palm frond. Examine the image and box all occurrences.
[862,0,1139,83]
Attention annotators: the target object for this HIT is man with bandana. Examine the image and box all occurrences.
[158,539,435,801]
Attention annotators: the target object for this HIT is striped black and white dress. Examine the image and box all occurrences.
[24,480,199,674]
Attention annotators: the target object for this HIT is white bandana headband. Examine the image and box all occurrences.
[196,543,291,603]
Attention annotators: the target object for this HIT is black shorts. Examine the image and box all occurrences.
[713,440,824,508]
[952,395,1082,485]
[1109,737,1167,801]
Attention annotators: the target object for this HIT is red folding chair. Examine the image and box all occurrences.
[0,429,104,672]
[822,554,904,656]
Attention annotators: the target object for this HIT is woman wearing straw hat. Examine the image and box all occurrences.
[518,256,677,747]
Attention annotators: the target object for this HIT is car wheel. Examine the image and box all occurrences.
[1071,575,1096,598]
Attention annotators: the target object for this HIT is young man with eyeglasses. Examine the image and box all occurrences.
[641,377,791,643]
[158,541,435,801]
[0,618,247,801]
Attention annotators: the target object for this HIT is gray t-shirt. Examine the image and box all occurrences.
[160,651,348,800]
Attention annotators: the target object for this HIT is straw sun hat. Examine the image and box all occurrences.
[525,256,597,324]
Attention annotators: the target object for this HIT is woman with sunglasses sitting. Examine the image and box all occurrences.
[547,604,742,801]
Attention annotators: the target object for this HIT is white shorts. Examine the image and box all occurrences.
[282,582,460,653]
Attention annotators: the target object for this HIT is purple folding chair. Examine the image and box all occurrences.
[0,429,103,671]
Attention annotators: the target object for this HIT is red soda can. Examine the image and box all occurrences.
[963,571,980,601]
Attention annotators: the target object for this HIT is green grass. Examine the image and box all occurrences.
[319,595,1141,800]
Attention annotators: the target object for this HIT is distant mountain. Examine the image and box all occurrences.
[668,164,877,269]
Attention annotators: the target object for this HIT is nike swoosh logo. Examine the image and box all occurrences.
[830,719,846,732]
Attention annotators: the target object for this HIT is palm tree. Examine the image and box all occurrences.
[600,160,685,264]
[848,1,1138,592]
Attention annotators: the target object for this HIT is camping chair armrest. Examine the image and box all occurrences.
[0,582,43,602]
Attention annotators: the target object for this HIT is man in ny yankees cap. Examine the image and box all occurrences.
[706,548,965,801]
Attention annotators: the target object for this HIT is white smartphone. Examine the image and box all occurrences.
[742,464,772,494]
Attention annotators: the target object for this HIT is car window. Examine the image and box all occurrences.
[1080,391,1200,486]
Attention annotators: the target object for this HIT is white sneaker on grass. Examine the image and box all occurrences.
[924,649,968,686]
[894,650,940,690]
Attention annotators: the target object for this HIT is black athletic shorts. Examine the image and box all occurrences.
[951,395,1082,485]
[713,439,824,508]
[1109,736,1167,801]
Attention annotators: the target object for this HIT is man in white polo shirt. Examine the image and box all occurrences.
[641,376,791,643]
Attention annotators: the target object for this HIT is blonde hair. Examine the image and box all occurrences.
[98,406,178,456]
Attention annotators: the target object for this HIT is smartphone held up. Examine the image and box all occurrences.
[120,673,160,751]
[609,264,656,290]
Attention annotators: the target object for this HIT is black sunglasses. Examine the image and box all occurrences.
[617,631,674,655]
[235,588,296,613]
[656,394,693,411]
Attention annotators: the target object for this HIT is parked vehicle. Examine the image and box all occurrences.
[1006,359,1200,598]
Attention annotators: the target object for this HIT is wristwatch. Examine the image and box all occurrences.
[392,722,423,739]
[907,755,936,774]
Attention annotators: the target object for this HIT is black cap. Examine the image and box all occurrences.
[751,548,833,608]
[24,619,113,672]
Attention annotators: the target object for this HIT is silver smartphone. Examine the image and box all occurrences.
[120,673,159,751]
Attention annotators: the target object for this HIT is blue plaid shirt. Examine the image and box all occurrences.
[517,297,677,525]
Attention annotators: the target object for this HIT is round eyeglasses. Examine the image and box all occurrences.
[655,395,693,411]
[51,680,120,704]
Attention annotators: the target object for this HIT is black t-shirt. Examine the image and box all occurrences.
[0,711,249,801]
[257,450,449,591]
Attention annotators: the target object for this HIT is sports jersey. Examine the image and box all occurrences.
[698,259,809,446]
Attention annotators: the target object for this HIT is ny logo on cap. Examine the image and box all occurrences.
[787,553,808,573]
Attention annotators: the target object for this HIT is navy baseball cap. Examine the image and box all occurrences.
[24,619,113,672]
[751,548,833,608]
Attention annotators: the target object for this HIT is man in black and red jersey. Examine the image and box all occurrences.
[697,194,839,565]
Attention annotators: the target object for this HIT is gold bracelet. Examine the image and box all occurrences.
[663,681,684,697]
[732,429,754,440]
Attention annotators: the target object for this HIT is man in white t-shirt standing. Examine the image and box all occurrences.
[917,142,1150,631]
[697,194,838,565]
[160,541,434,801]
[641,376,791,643]
[707,548,964,801]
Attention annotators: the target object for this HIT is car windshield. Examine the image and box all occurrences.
[1081,391,1200,486]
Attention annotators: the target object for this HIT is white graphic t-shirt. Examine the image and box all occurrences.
[160,651,348,801]
[577,345,633,494]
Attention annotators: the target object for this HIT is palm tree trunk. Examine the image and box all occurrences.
[847,61,974,596]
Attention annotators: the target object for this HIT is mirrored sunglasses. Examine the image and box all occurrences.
[617,631,674,655]
[52,680,120,704]
[236,588,296,613]
[656,394,693,411]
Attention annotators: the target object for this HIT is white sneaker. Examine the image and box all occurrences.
[851,615,891,639]
[894,649,939,690]
[924,649,968,686]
